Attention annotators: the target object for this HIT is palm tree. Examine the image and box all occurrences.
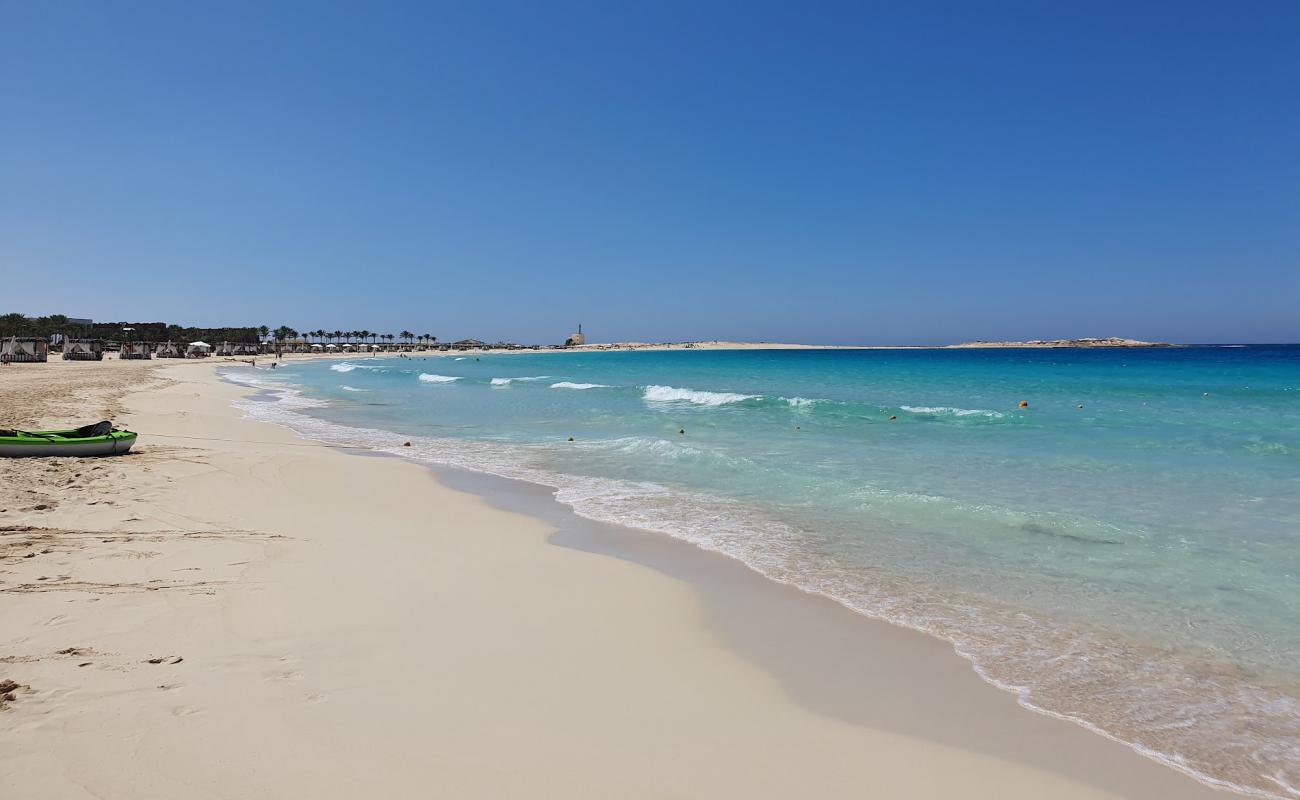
[259,325,270,342]
[1,312,28,336]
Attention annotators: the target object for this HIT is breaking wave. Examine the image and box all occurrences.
[418,373,461,383]
[900,405,1006,418]
[643,384,758,406]
[492,376,551,386]
[551,382,609,390]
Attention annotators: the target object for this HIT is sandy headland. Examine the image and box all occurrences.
[0,358,1233,798]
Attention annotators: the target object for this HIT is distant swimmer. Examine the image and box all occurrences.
[1019,400,1029,408]
[568,436,574,443]
[889,415,897,421]
[678,428,685,435]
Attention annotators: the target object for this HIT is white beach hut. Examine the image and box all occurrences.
[155,341,183,358]
[120,341,152,360]
[187,341,212,358]
[1,336,49,363]
[63,339,104,361]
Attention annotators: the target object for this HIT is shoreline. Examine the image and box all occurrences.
[0,359,1242,798]
[224,362,1263,799]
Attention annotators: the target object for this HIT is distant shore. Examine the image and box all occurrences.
[565,337,1173,352]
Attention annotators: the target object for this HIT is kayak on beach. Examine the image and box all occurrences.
[0,421,137,457]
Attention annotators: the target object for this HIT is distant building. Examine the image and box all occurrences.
[565,324,585,347]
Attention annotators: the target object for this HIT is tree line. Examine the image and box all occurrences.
[1,314,436,347]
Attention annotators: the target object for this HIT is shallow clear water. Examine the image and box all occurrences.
[225,346,1300,797]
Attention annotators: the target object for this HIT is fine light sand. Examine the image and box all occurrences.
[0,358,1236,799]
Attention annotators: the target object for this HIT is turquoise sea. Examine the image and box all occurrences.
[224,345,1300,797]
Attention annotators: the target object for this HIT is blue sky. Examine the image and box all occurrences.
[2,1,1297,344]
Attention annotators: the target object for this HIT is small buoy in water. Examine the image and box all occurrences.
[889,415,897,421]
[678,428,685,435]
[567,436,574,443]
[403,441,411,447]
[1019,400,1029,408]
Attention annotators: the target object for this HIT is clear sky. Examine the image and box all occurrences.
[2,1,1297,345]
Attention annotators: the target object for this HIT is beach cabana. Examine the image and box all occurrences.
[1,336,49,363]
[325,343,338,351]
[120,342,152,360]
[341,343,356,352]
[155,341,183,358]
[186,341,212,358]
[63,339,104,361]
[310,343,323,352]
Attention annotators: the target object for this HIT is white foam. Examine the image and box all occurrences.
[340,385,367,392]
[454,357,467,360]
[330,362,357,373]
[900,405,1005,418]
[419,373,461,383]
[643,384,757,406]
[491,376,552,386]
[551,381,608,390]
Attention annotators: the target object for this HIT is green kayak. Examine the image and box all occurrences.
[0,422,137,457]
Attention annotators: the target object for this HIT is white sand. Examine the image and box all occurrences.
[0,359,1234,798]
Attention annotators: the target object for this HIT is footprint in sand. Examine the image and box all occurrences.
[146,656,183,665]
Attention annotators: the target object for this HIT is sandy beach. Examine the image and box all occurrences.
[0,358,1238,799]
